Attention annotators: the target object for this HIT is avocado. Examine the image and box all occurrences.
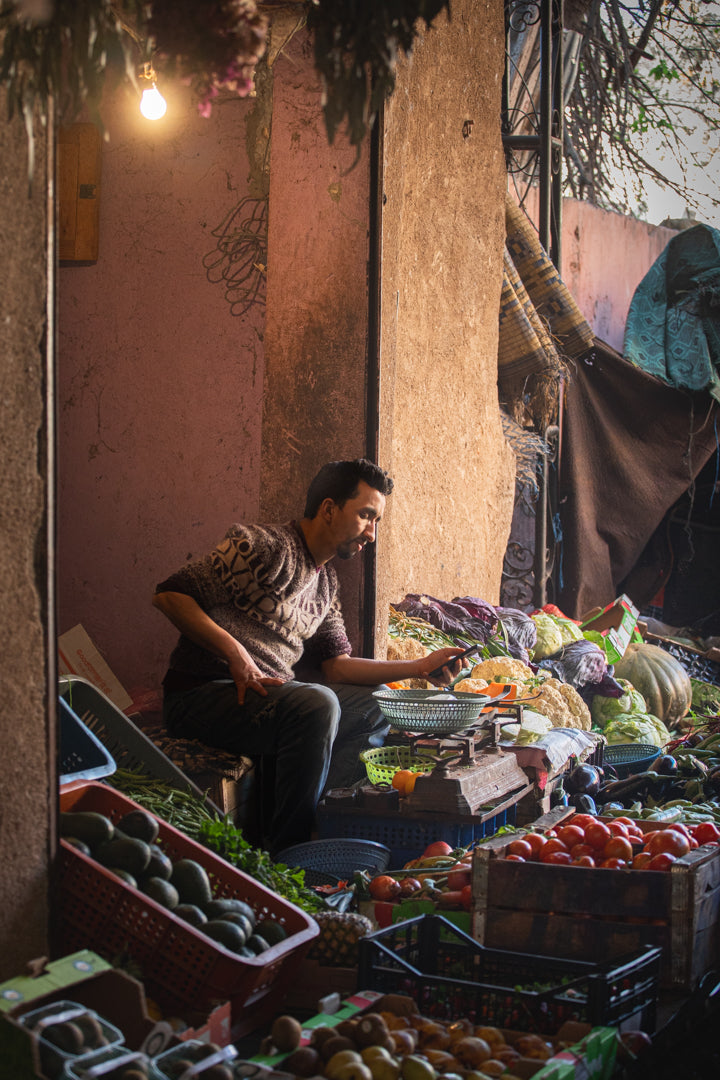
[64,837,92,857]
[203,919,246,953]
[217,911,253,942]
[256,918,287,945]
[174,903,208,928]
[170,858,213,908]
[117,809,160,844]
[246,933,270,954]
[142,876,180,909]
[59,811,114,849]
[143,844,173,881]
[109,868,138,888]
[96,836,151,877]
[204,897,255,927]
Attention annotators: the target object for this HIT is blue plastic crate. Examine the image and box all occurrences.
[316,788,523,867]
[59,697,116,785]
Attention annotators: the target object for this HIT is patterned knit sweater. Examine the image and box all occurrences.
[156,521,352,690]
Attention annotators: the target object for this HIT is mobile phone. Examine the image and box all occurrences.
[428,644,480,679]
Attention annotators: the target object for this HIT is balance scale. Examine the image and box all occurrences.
[383,706,533,818]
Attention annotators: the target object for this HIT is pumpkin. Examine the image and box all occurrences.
[613,643,692,726]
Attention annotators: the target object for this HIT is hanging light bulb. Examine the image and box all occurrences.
[139,63,167,120]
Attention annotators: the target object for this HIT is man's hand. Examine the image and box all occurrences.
[227,654,284,705]
[414,647,469,686]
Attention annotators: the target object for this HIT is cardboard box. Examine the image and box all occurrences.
[0,950,232,1079]
[58,623,133,712]
[579,595,639,664]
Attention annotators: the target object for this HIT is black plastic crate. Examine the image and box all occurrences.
[646,633,720,687]
[358,915,660,1034]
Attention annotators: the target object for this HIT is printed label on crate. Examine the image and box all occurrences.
[530,1027,617,1080]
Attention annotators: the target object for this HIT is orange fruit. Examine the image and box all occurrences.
[392,769,419,795]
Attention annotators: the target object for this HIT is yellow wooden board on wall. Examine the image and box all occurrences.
[58,123,102,261]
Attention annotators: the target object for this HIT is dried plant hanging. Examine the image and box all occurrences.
[202,195,268,317]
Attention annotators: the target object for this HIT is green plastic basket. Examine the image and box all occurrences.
[360,745,441,786]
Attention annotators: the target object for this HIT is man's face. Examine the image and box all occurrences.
[330,480,386,560]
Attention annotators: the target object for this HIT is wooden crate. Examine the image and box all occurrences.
[471,810,720,991]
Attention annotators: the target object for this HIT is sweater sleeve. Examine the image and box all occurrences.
[154,554,230,610]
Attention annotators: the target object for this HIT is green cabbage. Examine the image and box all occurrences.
[603,712,671,748]
[556,617,584,647]
[590,678,647,729]
[531,613,564,659]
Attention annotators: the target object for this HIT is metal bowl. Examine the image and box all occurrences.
[372,688,491,734]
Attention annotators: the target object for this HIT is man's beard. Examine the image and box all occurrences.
[336,537,366,560]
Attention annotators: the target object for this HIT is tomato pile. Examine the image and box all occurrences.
[367,841,473,909]
[502,815,720,871]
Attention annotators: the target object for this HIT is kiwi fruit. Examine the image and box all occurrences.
[43,1020,85,1054]
[283,1047,321,1077]
[271,1014,303,1053]
[198,1067,233,1080]
[74,1011,106,1049]
[319,1035,357,1061]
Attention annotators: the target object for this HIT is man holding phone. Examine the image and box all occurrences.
[152,458,467,854]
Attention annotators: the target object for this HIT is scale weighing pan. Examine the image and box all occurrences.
[372,687,511,735]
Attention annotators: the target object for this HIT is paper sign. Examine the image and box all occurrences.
[58,624,133,711]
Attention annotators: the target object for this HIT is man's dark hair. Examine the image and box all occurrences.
[304,459,394,518]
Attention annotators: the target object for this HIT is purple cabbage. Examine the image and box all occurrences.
[537,639,626,702]
[494,607,538,655]
[394,594,497,643]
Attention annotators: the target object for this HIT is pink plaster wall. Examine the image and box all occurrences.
[522,189,677,352]
[260,31,371,654]
[58,80,266,693]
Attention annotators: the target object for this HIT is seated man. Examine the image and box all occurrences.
[152,458,464,854]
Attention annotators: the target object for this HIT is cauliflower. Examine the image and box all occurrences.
[522,678,573,726]
[470,657,535,682]
[558,682,592,731]
[454,678,489,693]
[387,637,430,661]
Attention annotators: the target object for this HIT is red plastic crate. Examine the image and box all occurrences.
[57,783,318,1027]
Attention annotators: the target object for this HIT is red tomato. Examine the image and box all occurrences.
[611,817,636,828]
[540,838,569,862]
[604,836,633,863]
[460,884,473,910]
[524,832,548,860]
[545,851,573,865]
[369,875,401,901]
[570,814,596,830]
[423,841,454,858]
[585,821,612,850]
[608,821,630,838]
[570,843,595,860]
[572,855,596,867]
[544,829,558,839]
[556,825,586,849]
[600,857,627,869]
[647,852,677,872]
[646,829,690,859]
[505,853,526,862]
[632,851,653,869]
[447,867,472,890]
[694,822,720,845]
[505,838,534,861]
[666,823,692,838]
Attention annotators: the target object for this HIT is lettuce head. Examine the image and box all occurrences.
[603,712,671,748]
[591,678,647,728]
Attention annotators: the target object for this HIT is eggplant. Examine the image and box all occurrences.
[595,773,650,804]
[550,785,569,807]
[565,763,601,798]
[568,793,598,815]
[651,755,678,776]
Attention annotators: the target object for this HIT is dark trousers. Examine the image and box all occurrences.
[163,678,388,854]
